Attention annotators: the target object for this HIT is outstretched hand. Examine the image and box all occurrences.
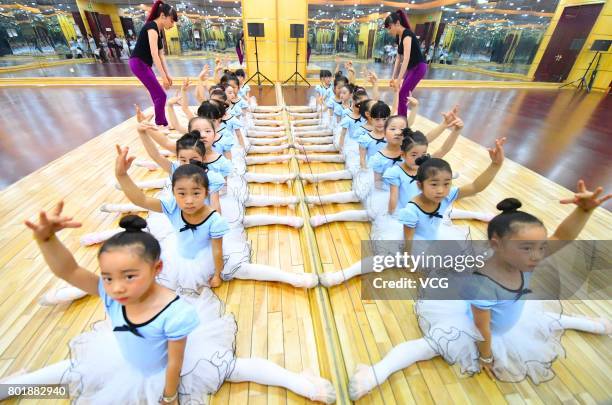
[115,144,136,177]
[407,95,419,108]
[441,105,459,125]
[24,201,81,242]
[167,90,183,106]
[560,180,611,211]
[487,137,506,166]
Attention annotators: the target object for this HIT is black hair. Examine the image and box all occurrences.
[210,98,228,116]
[235,69,246,79]
[384,115,407,131]
[415,156,452,182]
[197,101,223,120]
[487,198,544,240]
[221,72,239,87]
[399,127,427,152]
[334,72,349,89]
[384,9,411,30]
[319,69,332,79]
[171,162,210,190]
[340,83,356,94]
[99,215,161,263]
[359,99,375,119]
[176,132,206,157]
[369,101,391,119]
[187,116,215,132]
[209,87,228,102]
[147,0,178,22]
[352,88,369,110]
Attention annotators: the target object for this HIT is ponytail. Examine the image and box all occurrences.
[147,0,178,23]
[384,9,411,31]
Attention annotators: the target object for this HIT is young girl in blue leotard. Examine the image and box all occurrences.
[2,210,335,404]
[348,181,611,400]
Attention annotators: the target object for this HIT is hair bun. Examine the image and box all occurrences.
[187,130,201,139]
[189,159,209,172]
[496,198,522,213]
[415,154,430,166]
[119,215,147,233]
[402,127,414,138]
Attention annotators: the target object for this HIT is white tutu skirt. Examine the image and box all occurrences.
[159,234,216,291]
[364,187,390,220]
[159,227,249,290]
[416,299,564,384]
[61,289,237,404]
[143,187,174,243]
[351,168,375,201]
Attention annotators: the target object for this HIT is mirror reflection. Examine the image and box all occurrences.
[0,0,557,80]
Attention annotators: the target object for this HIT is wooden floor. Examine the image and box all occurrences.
[0,84,610,404]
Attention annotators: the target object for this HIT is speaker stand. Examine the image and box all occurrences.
[559,51,600,93]
[244,36,274,87]
[283,37,310,87]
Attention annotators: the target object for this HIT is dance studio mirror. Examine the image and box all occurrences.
[305,0,557,82]
[0,0,557,81]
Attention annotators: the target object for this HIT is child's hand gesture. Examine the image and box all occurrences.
[135,104,148,123]
[167,90,183,106]
[198,64,209,81]
[115,145,136,177]
[181,79,191,92]
[560,180,611,212]
[441,105,459,125]
[345,61,355,71]
[137,121,157,134]
[407,95,419,108]
[452,118,464,131]
[367,70,378,84]
[25,201,81,242]
[487,137,506,166]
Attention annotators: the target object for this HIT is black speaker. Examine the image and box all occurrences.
[591,39,611,52]
[290,24,304,39]
[247,23,264,38]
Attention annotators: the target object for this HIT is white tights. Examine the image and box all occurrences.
[348,315,608,400]
[1,359,335,403]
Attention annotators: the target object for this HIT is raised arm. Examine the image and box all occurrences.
[424,106,458,143]
[431,118,462,159]
[137,124,172,173]
[458,137,505,199]
[166,104,187,134]
[196,65,210,104]
[367,70,380,100]
[114,145,163,212]
[24,201,99,296]
[140,121,176,152]
[180,79,195,120]
[406,96,419,127]
[135,103,154,123]
[550,180,610,241]
[345,61,356,83]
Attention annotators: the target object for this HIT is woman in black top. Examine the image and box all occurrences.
[384,10,427,117]
[129,0,177,126]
